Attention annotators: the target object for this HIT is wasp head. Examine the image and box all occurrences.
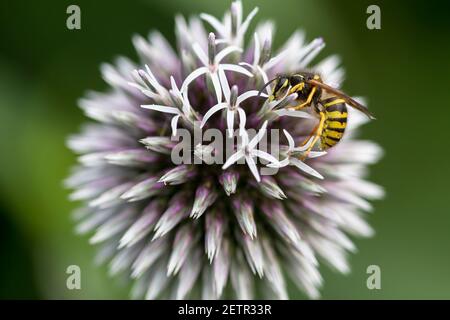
[268,75,291,102]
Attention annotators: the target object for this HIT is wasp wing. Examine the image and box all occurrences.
[308,79,376,119]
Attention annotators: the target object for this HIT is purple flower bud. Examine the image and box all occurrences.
[191,183,217,219]
[219,171,239,196]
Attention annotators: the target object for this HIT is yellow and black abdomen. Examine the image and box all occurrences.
[321,97,348,150]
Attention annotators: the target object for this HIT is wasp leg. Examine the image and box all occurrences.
[289,82,305,95]
[289,86,317,110]
[300,123,319,147]
[299,111,325,160]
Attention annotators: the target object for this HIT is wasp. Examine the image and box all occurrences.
[260,72,375,158]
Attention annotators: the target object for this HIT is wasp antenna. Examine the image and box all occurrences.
[257,77,278,97]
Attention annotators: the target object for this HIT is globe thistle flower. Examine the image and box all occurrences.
[66,1,384,299]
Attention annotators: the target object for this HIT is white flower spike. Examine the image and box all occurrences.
[222,121,280,182]
[200,82,261,137]
[141,76,194,136]
[200,0,259,47]
[268,129,326,179]
[181,32,252,103]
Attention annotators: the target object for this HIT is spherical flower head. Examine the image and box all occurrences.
[66,0,384,299]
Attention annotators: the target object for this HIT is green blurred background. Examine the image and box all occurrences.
[0,0,449,299]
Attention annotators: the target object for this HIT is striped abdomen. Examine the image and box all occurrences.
[321,97,348,150]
